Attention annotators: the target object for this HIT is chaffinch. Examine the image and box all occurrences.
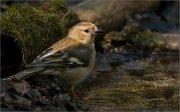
[4,22,103,98]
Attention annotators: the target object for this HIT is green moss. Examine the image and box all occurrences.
[37,0,67,14]
[0,2,79,64]
[121,24,163,51]
[122,24,143,35]
[131,31,156,50]
[51,0,66,10]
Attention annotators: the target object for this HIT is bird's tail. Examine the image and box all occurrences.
[3,67,44,80]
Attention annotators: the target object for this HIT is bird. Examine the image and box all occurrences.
[3,22,103,98]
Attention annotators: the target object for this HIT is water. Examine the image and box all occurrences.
[81,51,179,111]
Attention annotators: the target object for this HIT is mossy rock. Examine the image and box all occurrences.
[0,1,79,76]
[121,24,163,51]
[102,24,163,52]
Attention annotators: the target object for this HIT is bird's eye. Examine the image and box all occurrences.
[84,29,89,33]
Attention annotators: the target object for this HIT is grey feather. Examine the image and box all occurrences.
[3,44,92,80]
[3,67,45,80]
[27,44,92,68]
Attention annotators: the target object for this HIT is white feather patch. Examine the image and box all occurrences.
[69,57,83,64]
[39,52,54,60]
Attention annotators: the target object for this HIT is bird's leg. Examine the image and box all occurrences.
[71,86,79,100]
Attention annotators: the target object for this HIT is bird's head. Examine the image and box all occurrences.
[68,22,103,44]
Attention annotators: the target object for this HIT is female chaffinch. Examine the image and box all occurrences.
[4,22,103,97]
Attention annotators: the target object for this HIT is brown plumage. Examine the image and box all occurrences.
[3,22,103,94]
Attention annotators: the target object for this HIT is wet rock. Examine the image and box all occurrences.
[26,89,41,101]
[14,80,30,95]
[102,31,127,50]
[0,78,86,111]
[102,22,179,53]
[158,33,180,51]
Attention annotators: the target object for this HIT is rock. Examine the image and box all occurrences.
[0,1,79,76]
[27,89,41,100]
[0,78,86,111]
[130,31,180,51]
[102,19,179,52]
[157,33,180,51]
[14,80,30,95]
[102,31,127,51]
[72,0,160,31]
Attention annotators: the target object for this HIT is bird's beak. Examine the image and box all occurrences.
[95,28,104,34]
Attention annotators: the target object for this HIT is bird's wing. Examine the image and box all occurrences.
[27,44,92,68]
